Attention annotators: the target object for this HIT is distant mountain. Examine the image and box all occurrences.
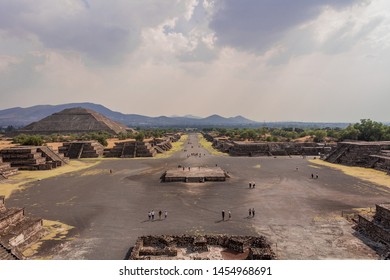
[0,103,261,128]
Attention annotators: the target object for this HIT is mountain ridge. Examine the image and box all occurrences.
[0,103,259,128]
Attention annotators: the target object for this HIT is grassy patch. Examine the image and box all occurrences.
[197,134,226,156]
[155,134,189,159]
[22,220,74,258]
[308,164,322,169]
[0,160,100,198]
[309,159,390,189]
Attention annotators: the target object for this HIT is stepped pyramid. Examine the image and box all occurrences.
[17,107,131,135]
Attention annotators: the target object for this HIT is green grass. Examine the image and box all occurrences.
[197,134,226,156]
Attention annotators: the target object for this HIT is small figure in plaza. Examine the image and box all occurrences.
[252,208,255,217]
[228,210,231,220]
[164,210,168,219]
[151,210,155,220]
[159,210,162,220]
[253,182,256,188]
[148,211,151,221]
[311,173,314,179]
[316,174,319,179]
[249,182,252,188]
[249,208,252,217]
[222,210,225,221]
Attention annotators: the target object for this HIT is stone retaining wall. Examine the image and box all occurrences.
[129,234,276,260]
[0,196,48,259]
[355,203,390,258]
[325,141,390,174]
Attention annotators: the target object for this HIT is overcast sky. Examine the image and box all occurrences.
[0,0,389,122]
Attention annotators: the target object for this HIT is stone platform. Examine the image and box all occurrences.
[161,167,228,183]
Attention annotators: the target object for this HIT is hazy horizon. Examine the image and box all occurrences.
[1,1,389,123]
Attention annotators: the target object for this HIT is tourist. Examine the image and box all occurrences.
[249,208,252,217]
[316,174,318,179]
[253,182,256,188]
[249,182,252,188]
[311,173,314,179]
[164,210,168,219]
[151,210,155,220]
[159,210,162,220]
[148,211,151,221]
[109,169,113,174]
[228,210,231,220]
[222,210,225,221]
[252,208,255,217]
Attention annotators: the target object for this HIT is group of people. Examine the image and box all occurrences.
[148,210,168,221]
[249,181,256,188]
[311,173,319,179]
[221,209,232,221]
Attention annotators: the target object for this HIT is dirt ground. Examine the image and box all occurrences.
[3,133,390,260]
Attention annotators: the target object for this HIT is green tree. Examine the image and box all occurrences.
[313,130,327,143]
[354,119,386,141]
[135,132,145,142]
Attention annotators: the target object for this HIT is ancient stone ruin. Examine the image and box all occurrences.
[0,157,18,180]
[13,107,132,136]
[0,196,48,260]
[0,146,68,170]
[129,234,276,260]
[355,203,390,259]
[325,141,390,174]
[59,141,104,159]
[203,133,335,157]
[106,140,158,158]
[161,167,229,183]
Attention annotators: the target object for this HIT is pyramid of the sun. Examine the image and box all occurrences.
[17,107,130,135]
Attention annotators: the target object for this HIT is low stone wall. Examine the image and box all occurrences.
[203,134,335,156]
[355,203,390,258]
[129,234,276,260]
[325,141,390,174]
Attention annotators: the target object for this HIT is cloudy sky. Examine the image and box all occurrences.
[0,0,389,122]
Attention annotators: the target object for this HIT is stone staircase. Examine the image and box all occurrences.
[0,242,18,260]
[324,144,349,163]
[0,157,18,180]
[106,141,156,158]
[0,196,48,259]
[59,141,104,159]
[38,146,69,166]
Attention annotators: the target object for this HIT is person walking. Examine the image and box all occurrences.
[222,210,225,221]
[311,173,314,179]
[249,182,252,188]
[159,210,162,220]
[252,208,255,217]
[148,211,151,221]
[151,210,155,220]
[249,208,252,217]
[164,210,168,219]
[228,210,231,220]
[253,182,256,188]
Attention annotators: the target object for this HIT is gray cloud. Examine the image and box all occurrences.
[0,0,190,63]
[210,0,365,53]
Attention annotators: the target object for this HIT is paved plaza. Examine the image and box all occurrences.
[6,133,390,259]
